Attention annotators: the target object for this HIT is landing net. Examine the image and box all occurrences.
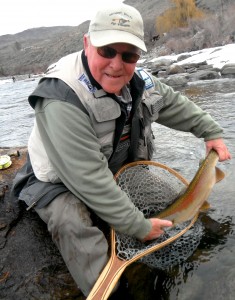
[114,161,203,270]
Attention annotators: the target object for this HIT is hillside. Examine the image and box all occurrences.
[0,22,90,76]
[0,0,234,77]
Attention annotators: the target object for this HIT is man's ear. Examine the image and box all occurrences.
[83,34,89,53]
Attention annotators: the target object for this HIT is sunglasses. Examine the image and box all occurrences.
[97,46,140,64]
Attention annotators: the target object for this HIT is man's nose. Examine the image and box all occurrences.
[109,54,123,69]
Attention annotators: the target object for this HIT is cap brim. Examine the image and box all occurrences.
[89,30,147,52]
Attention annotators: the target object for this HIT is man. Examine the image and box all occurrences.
[12,3,231,297]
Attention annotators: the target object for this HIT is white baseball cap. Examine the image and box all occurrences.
[88,3,147,52]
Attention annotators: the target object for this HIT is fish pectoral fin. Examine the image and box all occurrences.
[200,201,211,212]
[215,166,225,183]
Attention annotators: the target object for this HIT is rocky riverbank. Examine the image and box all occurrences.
[138,43,235,87]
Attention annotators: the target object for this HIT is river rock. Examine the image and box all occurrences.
[159,74,189,87]
[197,64,214,70]
[166,64,186,75]
[177,54,192,62]
[151,66,168,76]
[221,63,235,77]
[179,60,208,70]
[151,57,175,67]
[188,69,221,81]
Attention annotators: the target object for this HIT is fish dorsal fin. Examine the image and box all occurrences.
[215,166,225,183]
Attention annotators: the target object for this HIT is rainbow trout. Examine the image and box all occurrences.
[155,150,225,225]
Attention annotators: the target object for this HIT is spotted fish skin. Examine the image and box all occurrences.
[154,150,225,225]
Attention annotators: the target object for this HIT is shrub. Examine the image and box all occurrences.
[156,0,205,35]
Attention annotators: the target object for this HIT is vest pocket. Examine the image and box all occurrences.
[143,93,164,122]
[147,135,155,160]
[136,139,148,160]
[88,97,121,122]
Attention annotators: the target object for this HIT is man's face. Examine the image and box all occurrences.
[84,35,140,95]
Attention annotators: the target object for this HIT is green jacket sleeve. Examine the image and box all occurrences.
[153,77,223,141]
[35,99,152,240]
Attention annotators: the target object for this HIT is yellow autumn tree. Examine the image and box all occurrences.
[156,0,205,34]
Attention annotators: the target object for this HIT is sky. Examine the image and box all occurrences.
[0,0,124,36]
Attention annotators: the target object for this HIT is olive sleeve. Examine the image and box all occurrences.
[153,77,223,141]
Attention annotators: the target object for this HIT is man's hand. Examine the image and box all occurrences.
[142,218,173,242]
[206,138,232,161]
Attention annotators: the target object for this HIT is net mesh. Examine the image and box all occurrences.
[115,162,203,270]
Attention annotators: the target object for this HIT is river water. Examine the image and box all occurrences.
[0,77,235,299]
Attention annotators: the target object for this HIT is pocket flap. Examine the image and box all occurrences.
[87,97,121,122]
[144,94,164,115]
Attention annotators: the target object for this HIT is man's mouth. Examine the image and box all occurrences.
[106,74,121,78]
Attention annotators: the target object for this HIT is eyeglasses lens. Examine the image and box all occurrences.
[97,46,139,63]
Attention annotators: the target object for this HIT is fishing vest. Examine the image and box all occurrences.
[28,51,164,182]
